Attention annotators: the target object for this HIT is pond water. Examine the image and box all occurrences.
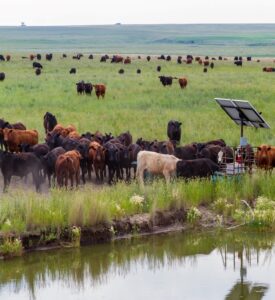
[0,230,275,300]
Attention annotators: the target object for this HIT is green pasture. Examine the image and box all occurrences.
[0,53,274,146]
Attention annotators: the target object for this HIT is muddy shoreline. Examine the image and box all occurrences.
[0,206,238,259]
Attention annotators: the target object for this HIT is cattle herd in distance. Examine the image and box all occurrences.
[1,52,275,93]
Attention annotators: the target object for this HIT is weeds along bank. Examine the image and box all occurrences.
[0,54,274,146]
[0,173,274,258]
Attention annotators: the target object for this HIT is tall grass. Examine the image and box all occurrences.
[0,173,274,235]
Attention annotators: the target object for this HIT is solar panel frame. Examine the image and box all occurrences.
[214,98,270,129]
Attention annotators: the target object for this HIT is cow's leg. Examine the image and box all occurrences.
[3,175,11,193]
[163,170,171,184]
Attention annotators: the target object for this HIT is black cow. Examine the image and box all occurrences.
[62,54,67,58]
[176,158,219,179]
[177,57,182,64]
[89,54,94,59]
[166,55,171,61]
[167,120,182,144]
[84,83,93,95]
[46,53,53,61]
[159,76,174,86]
[0,151,43,192]
[33,62,43,69]
[0,73,5,81]
[35,68,41,76]
[197,145,233,164]
[42,147,66,187]
[43,112,57,134]
[234,61,242,67]
[36,54,41,60]
[0,55,5,61]
[158,55,165,60]
[20,143,50,158]
[210,62,214,69]
[104,142,121,184]
[117,131,133,147]
[218,56,223,60]
[174,145,197,160]
[147,56,151,62]
[76,81,85,94]
[118,69,124,74]
[247,57,252,61]
[203,68,208,73]
[70,68,76,74]
[100,56,107,62]
[137,69,141,74]
[157,66,161,72]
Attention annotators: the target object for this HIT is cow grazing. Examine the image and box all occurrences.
[256,144,275,172]
[62,54,67,58]
[0,73,5,81]
[137,69,141,74]
[55,150,82,188]
[167,120,182,144]
[84,83,93,95]
[158,55,165,60]
[70,68,76,74]
[159,76,174,86]
[76,81,85,94]
[3,129,38,153]
[136,151,180,186]
[111,55,123,63]
[177,57,182,64]
[157,66,161,72]
[6,55,11,61]
[118,69,125,74]
[203,68,208,73]
[204,61,209,66]
[178,78,188,89]
[218,56,223,60]
[94,84,106,99]
[33,62,43,69]
[30,54,35,61]
[89,54,94,59]
[36,54,41,60]
[166,55,171,61]
[210,62,214,69]
[0,151,43,192]
[0,55,5,61]
[176,158,219,180]
[43,112,57,134]
[147,56,151,62]
[247,57,252,61]
[100,56,107,62]
[35,68,41,76]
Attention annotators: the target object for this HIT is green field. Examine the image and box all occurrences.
[0,53,274,146]
[0,25,275,245]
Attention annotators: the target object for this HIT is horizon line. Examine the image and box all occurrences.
[1,22,275,27]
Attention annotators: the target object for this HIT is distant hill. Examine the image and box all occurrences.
[1,24,275,56]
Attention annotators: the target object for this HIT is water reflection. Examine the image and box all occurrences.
[0,230,274,300]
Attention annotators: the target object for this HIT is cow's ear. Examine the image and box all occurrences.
[257,147,261,151]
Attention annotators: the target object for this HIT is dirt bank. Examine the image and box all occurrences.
[0,206,236,259]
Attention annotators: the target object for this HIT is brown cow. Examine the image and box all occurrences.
[256,144,275,172]
[94,84,106,99]
[56,150,82,188]
[204,61,210,66]
[178,78,188,89]
[6,55,11,62]
[124,57,131,64]
[89,141,106,181]
[3,128,38,152]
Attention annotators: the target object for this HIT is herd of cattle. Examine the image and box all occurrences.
[0,53,274,88]
[0,114,274,192]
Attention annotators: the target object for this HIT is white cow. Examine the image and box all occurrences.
[136,151,181,187]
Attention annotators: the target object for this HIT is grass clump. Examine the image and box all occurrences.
[0,238,23,258]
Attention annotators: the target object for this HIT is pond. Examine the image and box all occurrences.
[0,230,274,300]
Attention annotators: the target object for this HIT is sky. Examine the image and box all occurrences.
[1,0,275,26]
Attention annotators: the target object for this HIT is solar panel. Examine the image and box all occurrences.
[214,98,270,129]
